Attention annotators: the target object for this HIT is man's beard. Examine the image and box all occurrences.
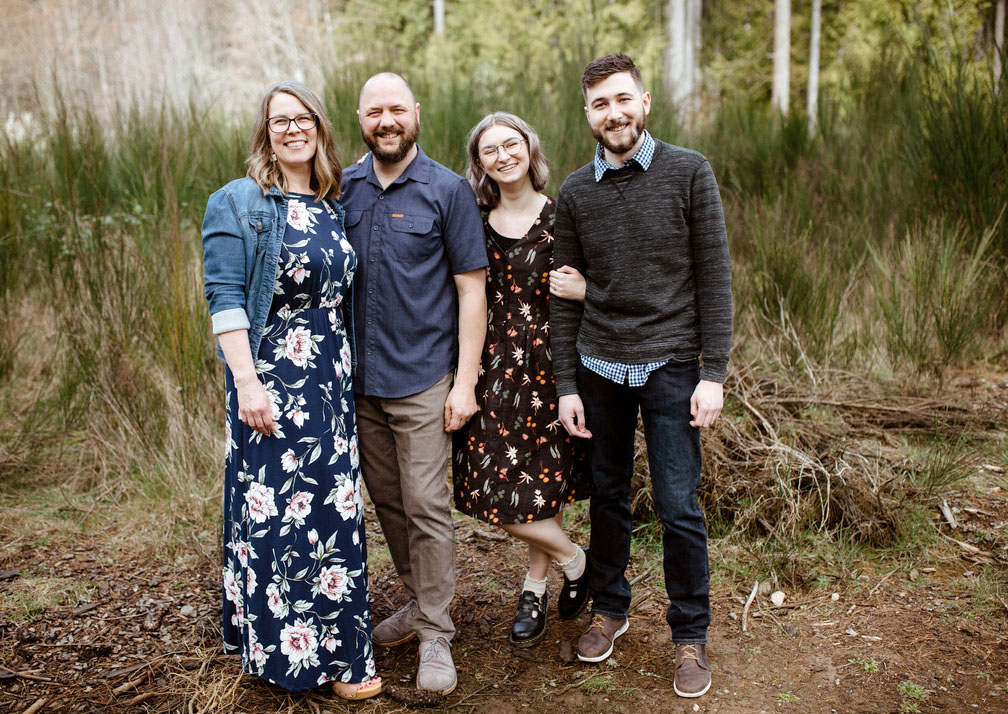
[362,122,419,164]
[592,113,646,156]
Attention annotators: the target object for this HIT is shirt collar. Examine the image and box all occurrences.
[353,144,432,187]
[593,130,655,182]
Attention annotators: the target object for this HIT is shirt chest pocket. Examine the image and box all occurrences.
[246,212,273,252]
[388,213,438,262]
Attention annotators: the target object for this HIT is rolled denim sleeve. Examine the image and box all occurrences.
[201,188,251,335]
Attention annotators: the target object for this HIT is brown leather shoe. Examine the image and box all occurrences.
[673,643,711,698]
[576,613,629,662]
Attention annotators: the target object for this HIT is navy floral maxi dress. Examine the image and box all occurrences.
[452,198,587,525]
[221,193,375,690]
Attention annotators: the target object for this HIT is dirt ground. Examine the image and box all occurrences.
[1,478,1005,714]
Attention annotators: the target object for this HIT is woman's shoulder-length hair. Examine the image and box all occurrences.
[246,80,342,201]
[465,112,549,209]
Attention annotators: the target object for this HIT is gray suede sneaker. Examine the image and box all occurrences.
[416,636,456,695]
[373,600,418,647]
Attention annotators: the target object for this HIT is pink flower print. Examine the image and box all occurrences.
[332,356,343,380]
[249,634,267,668]
[349,436,359,469]
[322,635,340,653]
[223,567,242,604]
[283,326,313,367]
[333,433,348,456]
[286,199,310,232]
[287,406,308,428]
[281,449,299,473]
[328,309,339,333]
[231,604,244,628]
[288,253,310,284]
[245,482,278,523]
[229,539,256,567]
[279,619,318,666]
[332,479,357,521]
[316,565,349,602]
[266,583,287,618]
[284,491,313,526]
[340,340,352,375]
[246,568,257,594]
[307,528,319,545]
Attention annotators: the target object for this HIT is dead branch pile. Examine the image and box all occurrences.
[630,361,1007,550]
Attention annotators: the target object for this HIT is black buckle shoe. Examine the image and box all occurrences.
[509,590,548,647]
[558,547,591,620]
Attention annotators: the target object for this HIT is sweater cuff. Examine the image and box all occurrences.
[554,377,579,397]
[699,360,727,384]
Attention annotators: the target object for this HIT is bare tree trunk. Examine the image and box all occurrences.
[662,0,701,122]
[772,0,791,115]
[433,0,444,36]
[995,0,1005,84]
[807,0,821,134]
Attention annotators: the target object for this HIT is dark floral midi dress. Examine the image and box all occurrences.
[453,197,587,525]
[221,193,375,690]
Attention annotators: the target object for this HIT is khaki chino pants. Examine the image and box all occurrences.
[355,371,456,641]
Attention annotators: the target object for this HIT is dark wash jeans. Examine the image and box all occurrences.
[579,359,710,644]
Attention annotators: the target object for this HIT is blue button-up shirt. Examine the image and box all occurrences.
[583,130,667,386]
[341,146,488,398]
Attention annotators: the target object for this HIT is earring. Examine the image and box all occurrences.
[271,152,277,162]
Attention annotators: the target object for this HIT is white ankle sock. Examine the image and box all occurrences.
[522,574,548,597]
[557,546,586,581]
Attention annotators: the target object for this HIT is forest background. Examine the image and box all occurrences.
[0,1,1006,712]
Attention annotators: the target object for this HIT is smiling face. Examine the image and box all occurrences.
[267,92,318,178]
[357,74,420,165]
[477,124,531,191]
[584,71,651,163]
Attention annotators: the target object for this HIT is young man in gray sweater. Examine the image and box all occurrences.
[549,53,732,699]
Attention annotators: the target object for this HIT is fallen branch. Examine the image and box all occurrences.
[21,699,49,714]
[939,500,958,529]
[867,568,898,598]
[741,580,758,632]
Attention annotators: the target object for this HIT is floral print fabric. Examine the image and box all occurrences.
[452,198,587,524]
[222,194,375,690]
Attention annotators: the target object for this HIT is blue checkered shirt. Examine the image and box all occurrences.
[593,130,656,182]
[580,355,668,387]
[583,130,666,385]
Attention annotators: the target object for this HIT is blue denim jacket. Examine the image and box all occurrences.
[201,176,356,370]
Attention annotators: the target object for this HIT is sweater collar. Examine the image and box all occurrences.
[593,130,655,182]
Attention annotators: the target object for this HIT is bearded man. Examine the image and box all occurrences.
[340,72,487,696]
[549,53,732,699]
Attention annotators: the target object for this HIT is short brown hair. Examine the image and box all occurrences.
[246,80,342,201]
[465,112,549,209]
[581,53,644,100]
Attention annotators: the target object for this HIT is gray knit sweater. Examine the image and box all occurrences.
[550,140,732,396]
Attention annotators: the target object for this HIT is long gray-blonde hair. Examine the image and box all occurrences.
[465,112,549,208]
[246,80,342,200]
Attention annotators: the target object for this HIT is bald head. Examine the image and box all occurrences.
[359,72,416,109]
[357,72,421,165]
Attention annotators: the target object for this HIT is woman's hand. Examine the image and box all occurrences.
[549,265,586,302]
[235,374,277,436]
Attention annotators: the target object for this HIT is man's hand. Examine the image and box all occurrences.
[444,383,478,432]
[558,394,592,438]
[690,379,723,428]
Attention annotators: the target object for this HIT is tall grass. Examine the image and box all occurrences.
[0,50,1004,554]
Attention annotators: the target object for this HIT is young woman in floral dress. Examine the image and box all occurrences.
[452,112,591,646]
[201,81,379,699]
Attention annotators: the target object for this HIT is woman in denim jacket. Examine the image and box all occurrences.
[201,81,379,700]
